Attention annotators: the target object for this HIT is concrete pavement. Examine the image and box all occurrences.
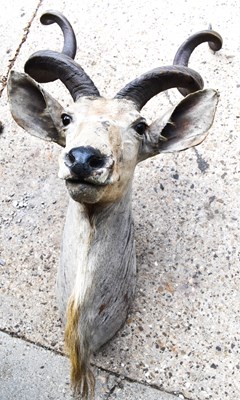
[1,0,239,399]
[0,332,180,399]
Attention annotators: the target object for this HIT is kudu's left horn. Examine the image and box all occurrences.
[115,28,222,110]
[115,65,204,111]
[173,29,223,95]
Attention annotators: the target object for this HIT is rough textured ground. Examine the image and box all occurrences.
[1,1,239,399]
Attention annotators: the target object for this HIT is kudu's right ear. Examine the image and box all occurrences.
[8,71,66,146]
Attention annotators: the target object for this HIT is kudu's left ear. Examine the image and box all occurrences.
[140,89,219,160]
[8,71,66,146]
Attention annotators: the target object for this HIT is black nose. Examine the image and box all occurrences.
[66,146,107,179]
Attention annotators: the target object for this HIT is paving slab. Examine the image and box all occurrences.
[1,0,240,400]
[0,332,179,400]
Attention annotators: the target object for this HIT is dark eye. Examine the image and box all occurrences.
[61,113,72,127]
[134,121,148,136]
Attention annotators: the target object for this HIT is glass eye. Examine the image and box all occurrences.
[134,121,148,136]
[61,113,72,127]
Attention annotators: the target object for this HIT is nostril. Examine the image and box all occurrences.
[88,156,105,169]
[67,150,76,164]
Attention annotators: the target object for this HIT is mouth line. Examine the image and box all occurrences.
[66,178,107,187]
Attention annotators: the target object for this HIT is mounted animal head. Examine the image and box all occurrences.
[7,11,223,400]
[8,11,222,207]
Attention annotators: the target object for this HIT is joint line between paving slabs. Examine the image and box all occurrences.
[94,362,194,400]
[1,329,193,399]
[0,0,43,98]
[0,328,65,357]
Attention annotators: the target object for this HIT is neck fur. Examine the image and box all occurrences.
[57,185,136,349]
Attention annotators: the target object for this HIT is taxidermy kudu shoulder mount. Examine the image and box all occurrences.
[8,10,222,400]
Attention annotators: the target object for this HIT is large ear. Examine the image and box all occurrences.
[139,89,219,160]
[8,71,66,146]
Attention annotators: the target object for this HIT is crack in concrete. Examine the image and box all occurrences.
[194,147,209,173]
[173,392,193,400]
[164,90,175,106]
[104,375,122,399]
[0,0,43,99]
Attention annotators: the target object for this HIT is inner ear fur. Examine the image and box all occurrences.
[158,89,219,152]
